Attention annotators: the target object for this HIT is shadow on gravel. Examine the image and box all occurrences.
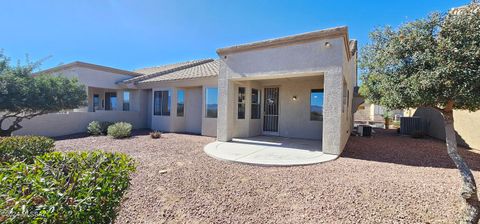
[342,129,480,171]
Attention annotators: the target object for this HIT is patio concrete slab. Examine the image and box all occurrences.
[204,136,338,166]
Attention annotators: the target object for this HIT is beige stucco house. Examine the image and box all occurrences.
[354,102,404,127]
[11,26,358,156]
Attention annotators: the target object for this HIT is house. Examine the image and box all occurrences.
[354,102,404,127]
[11,26,357,156]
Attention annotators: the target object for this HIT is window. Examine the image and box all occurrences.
[177,90,185,117]
[310,89,324,121]
[238,87,246,119]
[93,94,100,112]
[123,91,130,111]
[205,88,218,118]
[105,92,117,110]
[154,90,170,116]
[251,88,261,119]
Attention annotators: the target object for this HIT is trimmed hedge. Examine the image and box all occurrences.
[0,151,136,223]
[107,122,132,139]
[0,136,54,163]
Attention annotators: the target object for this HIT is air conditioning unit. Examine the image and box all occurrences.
[358,125,372,137]
[400,117,423,135]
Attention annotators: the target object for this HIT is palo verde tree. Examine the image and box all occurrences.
[0,53,86,136]
[360,2,480,223]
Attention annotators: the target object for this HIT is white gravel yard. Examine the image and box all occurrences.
[54,129,480,224]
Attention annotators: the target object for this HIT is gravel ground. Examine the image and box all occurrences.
[54,129,480,224]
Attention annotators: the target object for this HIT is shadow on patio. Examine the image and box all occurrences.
[342,129,480,171]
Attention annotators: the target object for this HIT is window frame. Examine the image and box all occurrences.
[123,91,130,111]
[93,94,100,112]
[310,89,324,121]
[205,87,218,118]
[237,87,246,119]
[153,90,171,116]
[177,89,185,117]
[251,88,261,119]
[105,92,117,111]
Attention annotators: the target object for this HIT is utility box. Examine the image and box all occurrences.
[358,125,372,137]
[400,117,423,135]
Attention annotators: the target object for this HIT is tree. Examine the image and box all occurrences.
[360,2,480,223]
[0,53,86,136]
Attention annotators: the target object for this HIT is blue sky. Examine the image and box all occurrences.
[1,0,471,71]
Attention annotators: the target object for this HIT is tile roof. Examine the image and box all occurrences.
[138,59,219,84]
[122,59,214,84]
[34,61,143,77]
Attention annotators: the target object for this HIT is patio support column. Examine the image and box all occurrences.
[217,60,234,142]
[323,68,344,155]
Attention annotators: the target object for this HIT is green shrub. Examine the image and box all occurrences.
[0,136,54,163]
[87,121,102,135]
[100,121,114,134]
[0,151,136,223]
[87,121,114,136]
[107,122,132,139]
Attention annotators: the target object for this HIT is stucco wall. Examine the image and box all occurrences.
[3,65,151,137]
[53,67,134,89]
[185,87,202,134]
[413,107,480,149]
[238,76,324,140]
[149,77,218,136]
[217,35,356,155]
[202,85,218,137]
[4,111,147,137]
[339,48,356,151]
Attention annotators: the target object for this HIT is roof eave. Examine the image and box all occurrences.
[33,61,142,77]
[136,75,218,88]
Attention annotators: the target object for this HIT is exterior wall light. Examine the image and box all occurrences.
[292,96,297,101]
[324,42,332,48]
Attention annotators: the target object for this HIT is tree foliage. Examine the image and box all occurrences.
[0,52,86,136]
[360,5,480,111]
[360,3,480,223]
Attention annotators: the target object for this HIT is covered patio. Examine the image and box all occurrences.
[213,26,357,160]
[204,135,338,166]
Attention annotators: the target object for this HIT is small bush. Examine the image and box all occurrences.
[150,131,162,139]
[0,136,54,163]
[100,121,114,134]
[87,121,102,135]
[107,122,132,139]
[0,151,136,223]
[87,121,114,136]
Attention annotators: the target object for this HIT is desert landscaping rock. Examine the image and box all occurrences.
[54,130,480,223]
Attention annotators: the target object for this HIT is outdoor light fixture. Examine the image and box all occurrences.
[324,42,332,48]
[292,96,297,101]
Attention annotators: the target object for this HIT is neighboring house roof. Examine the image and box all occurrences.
[122,59,215,84]
[216,26,355,60]
[34,61,142,77]
[137,59,219,84]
